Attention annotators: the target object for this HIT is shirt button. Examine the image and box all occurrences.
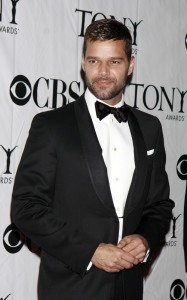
[115,177,119,181]
[114,147,117,151]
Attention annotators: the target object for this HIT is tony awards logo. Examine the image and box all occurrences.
[0,0,20,24]
[0,145,17,184]
[171,214,181,239]
[0,145,17,174]
[0,0,20,35]
[166,214,181,246]
[10,0,20,25]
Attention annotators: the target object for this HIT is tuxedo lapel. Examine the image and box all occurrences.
[74,95,117,217]
[124,108,148,217]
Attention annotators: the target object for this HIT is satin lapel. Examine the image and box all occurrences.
[124,108,148,218]
[74,96,116,217]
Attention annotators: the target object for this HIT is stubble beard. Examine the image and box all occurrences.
[85,76,126,101]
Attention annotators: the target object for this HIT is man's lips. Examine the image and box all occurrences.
[94,79,113,87]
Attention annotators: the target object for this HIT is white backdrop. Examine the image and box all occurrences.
[0,1,187,299]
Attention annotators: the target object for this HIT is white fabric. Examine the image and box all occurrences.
[85,88,135,241]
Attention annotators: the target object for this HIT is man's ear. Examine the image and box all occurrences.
[128,56,135,76]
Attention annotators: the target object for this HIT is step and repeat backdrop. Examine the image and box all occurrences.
[0,0,187,299]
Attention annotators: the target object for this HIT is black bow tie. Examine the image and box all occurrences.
[95,101,128,123]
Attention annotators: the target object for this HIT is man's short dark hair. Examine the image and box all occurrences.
[83,18,132,61]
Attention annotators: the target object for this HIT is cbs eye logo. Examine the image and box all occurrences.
[3,223,40,254]
[177,155,187,181]
[9,75,32,106]
[170,279,187,300]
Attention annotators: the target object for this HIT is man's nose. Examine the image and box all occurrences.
[99,62,109,76]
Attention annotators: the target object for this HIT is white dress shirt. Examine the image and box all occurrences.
[85,89,135,242]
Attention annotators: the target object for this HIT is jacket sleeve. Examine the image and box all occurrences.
[135,120,174,256]
[11,113,99,277]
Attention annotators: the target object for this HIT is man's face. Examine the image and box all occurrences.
[82,39,134,105]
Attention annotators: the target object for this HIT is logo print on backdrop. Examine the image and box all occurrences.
[0,145,17,174]
[0,294,11,300]
[75,8,142,54]
[3,223,40,254]
[3,223,25,254]
[10,75,32,106]
[166,214,181,246]
[177,155,187,180]
[10,0,20,25]
[0,0,20,24]
[9,74,187,115]
[177,154,187,272]
[10,75,81,108]
[171,214,181,238]
[170,279,187,300]
[0,0,20,34]
[130,83,186,118]
[128,19,143,47]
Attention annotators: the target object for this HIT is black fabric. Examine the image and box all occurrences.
[95,101,128,123]
[11,94,174,300]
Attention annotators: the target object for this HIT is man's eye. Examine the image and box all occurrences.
[89,60,97,64]
[112,60,120,64]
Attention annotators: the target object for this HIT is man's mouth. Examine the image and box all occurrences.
[94,78,113,87]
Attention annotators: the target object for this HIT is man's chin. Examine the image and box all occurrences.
[91,88,113,101]
[94,93,111,101]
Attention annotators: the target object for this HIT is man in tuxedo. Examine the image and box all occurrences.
[11,19,174,300]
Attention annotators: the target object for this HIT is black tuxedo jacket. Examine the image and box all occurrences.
[12,94,174,300]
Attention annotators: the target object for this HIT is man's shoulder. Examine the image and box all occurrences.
[128,105,163,141]
[33,94,85,123]
[31,101,79,130]
[36,101,75,119]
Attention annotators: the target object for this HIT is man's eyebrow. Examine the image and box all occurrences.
[86,56,98,59]
[109,57,125,60]
[86,56,124,60]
